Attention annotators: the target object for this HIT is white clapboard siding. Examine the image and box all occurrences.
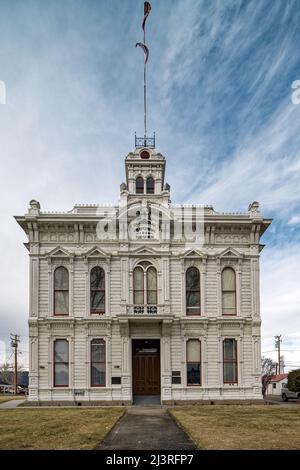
[111,323,122,367]
[205,260,218,317]
[39,259,49,317]
[110,259,121,315]
[73,330,87,387]
[243,335,256,385]
[73,259,87,317]
[170,323,182,370]
[170,259,182,316]
[206,328,220,386]
[241,260,252,316]
[38,329,50,388]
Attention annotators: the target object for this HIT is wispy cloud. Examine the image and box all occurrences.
[288,215,300,225]
[192,101,300,217]
[261,243,300,369]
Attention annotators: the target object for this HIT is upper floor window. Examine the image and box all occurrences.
[133,262,157,305]
[186,267,200,315]
[91,339,106,386]
[90,267,105,314]
[223,339,238,384]
[147,267,157,304]
[54,339,69,387]
[146,176,154,194]
[222,267,236,315]
[54,266,69,316]
[133,267,144,304]
[136,176,144,194]
[187,339,201,385]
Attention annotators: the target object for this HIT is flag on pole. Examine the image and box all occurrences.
[142,2,151,31]
[136,42,149,64]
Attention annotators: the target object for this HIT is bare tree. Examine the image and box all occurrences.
[261,356,276,396]
[0,362,14,384]
[0,362,24,386]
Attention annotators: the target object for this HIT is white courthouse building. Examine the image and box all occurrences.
[16,137,271,404]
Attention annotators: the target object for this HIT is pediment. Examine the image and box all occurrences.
[85,246,108,258]
[181,248,206,259]
[218,247,243,259]
[130,245,159,256]
[46,246,72,258]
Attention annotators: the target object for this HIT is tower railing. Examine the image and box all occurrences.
[135,132,155,148]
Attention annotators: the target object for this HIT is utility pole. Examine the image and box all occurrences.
[10,334,20,395]
[280,355,285,373]
[275,335,282,375]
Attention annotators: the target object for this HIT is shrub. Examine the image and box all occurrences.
[287,369,300,393]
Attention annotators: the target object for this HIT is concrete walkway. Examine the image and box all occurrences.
[0,399,26,409]
[97,406,197,450]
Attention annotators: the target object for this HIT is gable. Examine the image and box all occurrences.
[181,248,205,259]
[45,246,72,258]
[85,246,108,258]
[129,246,159,256]
[218,247,242,259]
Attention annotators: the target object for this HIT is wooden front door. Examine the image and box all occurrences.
[132,339,160,395]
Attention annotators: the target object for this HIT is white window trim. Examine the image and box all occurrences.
[182,260,205,316]
[88,337,108,388]
[85,259,110,317]
[184,337,202,387]
[131,259,159,305]
[218,263,241,317]
[51,337,72,389]
[48,260,73,317]
[221,336,240,386]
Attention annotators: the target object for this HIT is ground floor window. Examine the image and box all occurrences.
[91,339,106,386]
[223,338,238,383]
[186,339,201,385]
[54,339,69,387]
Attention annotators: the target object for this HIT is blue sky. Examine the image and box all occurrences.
[0,0,299,371]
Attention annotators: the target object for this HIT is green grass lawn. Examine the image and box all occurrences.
[170,405,300,450]
[0,396,24,404]
[0,408,124,450]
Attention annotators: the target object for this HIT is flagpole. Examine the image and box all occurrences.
[144,22,147,143]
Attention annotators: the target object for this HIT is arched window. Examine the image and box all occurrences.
[54,266,69,316]
[133,263,157,305]
[147,266,157,304]
[54,339,69,387]
[146,176,154,194]
[91,339,106,386]
[133,267,144,304]
[186,267,200,315]
[187,339,201,385]
[222,267,236,315]
[90,267,105,314]
[136,176,144,194]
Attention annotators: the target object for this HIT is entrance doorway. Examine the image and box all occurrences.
[132,339,160,397]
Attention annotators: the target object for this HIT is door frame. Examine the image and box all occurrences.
[131,338,161,398]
